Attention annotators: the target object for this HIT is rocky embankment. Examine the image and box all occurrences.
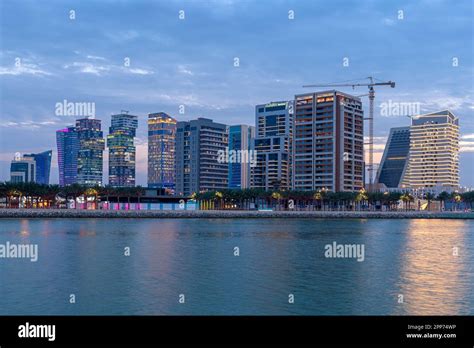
[0,209,472,219]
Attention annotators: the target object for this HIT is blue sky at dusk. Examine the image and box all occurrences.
[0,0,473,186]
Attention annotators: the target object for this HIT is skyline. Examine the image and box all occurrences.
[1,0,473,186]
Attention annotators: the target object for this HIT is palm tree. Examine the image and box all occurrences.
[356,189,368,211]
[425,192,435,211]
[437,191,450,212]
[400,193,414,211]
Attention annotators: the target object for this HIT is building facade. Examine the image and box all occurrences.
[107,113,138,187]
[228,124,255,189]
[148,112,177,191]
[175,118,228,196]
[293,90,364,192]
[375,127,410,188]
[23,150,52,185]
[76,118,105,186]
[401,110,459,191]
[251,101,293,191]
[56,126,79,186]
[10,155,36,183]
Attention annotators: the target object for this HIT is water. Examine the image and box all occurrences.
[0,218,473,315]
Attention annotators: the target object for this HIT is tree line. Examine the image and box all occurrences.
[0,182,473,211]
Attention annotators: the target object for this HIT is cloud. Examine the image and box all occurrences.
[460,134,474,152]
[382,18,395,26]
[420,95,473,112]
[0,63,52,76]
[0,120,59,129]
[177,65,194,76]
[125,68,154,75]
[63,62,111,76]
[86,55,106,61]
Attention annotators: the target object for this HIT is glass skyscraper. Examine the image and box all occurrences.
[228,125,255,189]
[375,127,410,188]
[24,150,52,185]
[56,126,79,186]
[76,118,105,186]
[147,112,177,191]
[107,113,138,187]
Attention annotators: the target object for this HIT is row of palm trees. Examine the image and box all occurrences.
[1,182,473,211]
[194,188,474,211]
[0,182,146,209]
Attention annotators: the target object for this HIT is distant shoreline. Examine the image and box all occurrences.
[0,209,472,219]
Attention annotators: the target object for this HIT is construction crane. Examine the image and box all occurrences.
[302,77,395,189]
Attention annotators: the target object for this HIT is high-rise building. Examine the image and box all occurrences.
[375,127,410,188]
[147,112,177,191]
[401,110,459,190]
[175,118,228,196]
[293,90,364,192]
[107,113,138,187]
[10,155,36,183]
[228,124,255,189]
[56,126,79,186]
[76,118,105,186]
[251,101,293,191]
[23,150,52,185]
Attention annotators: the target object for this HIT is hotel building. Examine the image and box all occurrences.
[108,113,138,187]
[175,118,228,196]
[375,127,410,188]
[293,90,364,192]
[400,110,459,191]
[251,101,293,190]
[76,118,105,186]
[56,126,79,186]
[228,124,255,189]
[147,112,177,191]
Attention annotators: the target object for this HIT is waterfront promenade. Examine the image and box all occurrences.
[0,209,472,219]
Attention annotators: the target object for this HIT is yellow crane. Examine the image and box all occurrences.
[302,77,395,189]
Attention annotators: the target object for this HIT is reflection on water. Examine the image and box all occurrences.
[0,218,472,315]
[396,219,471,315]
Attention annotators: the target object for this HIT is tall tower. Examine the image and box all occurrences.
[175,118,228,196]
[147,112,177,192]
[107,113,138,187]
[228,124,255,189]
[76,118,105,186]
[56,126,79,186]
[251,101,293,191]
[293,90,364,192]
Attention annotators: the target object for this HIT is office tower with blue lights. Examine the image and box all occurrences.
[56,126,79,186]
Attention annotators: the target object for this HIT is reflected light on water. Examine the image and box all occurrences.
[397,219,471,315]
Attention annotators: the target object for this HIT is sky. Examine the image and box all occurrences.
[0,0,473,187]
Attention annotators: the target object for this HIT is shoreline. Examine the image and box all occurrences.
[0,209,472,219]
